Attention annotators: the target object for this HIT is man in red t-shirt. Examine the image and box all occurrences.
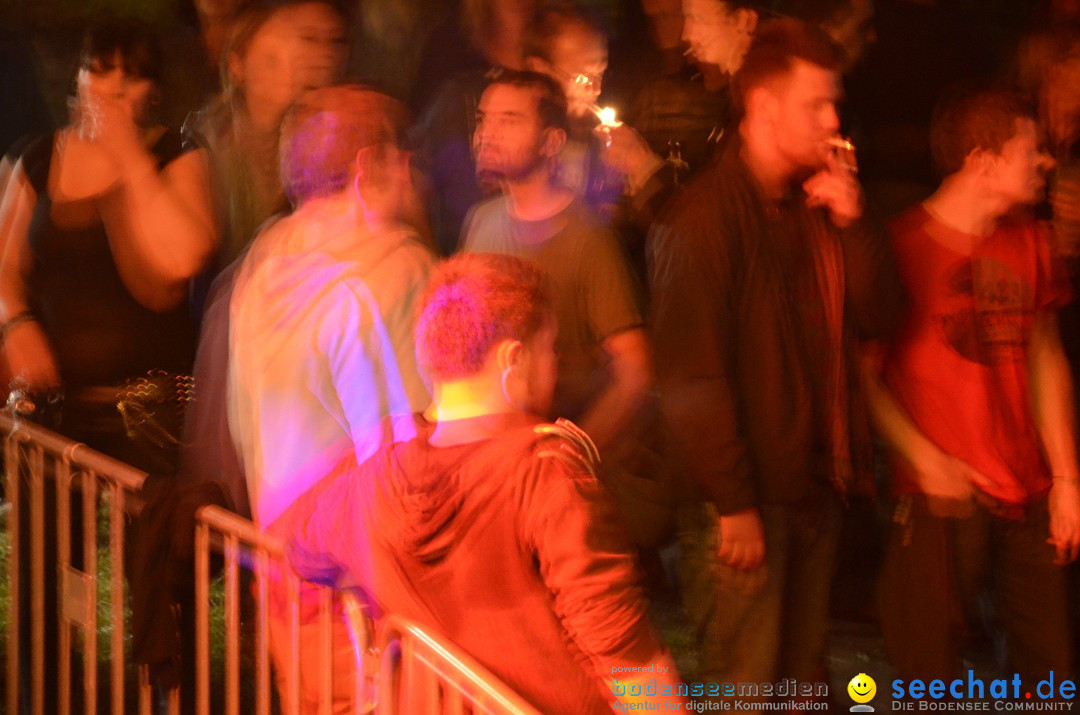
[865,88,1080,686]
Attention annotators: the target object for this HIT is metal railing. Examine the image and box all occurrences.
[194,504,377,715]
[4,414,542,715]
[375,616,541,715]
[1,411,162,715]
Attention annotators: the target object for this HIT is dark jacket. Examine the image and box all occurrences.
[648,136,903,514]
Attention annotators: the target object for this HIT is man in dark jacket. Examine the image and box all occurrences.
[648,18,902,695]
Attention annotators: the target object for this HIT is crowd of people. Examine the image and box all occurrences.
[3,0,1080,712]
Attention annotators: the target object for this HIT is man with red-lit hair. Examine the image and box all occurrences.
[866,88,1080,688]
[280,253,686,714]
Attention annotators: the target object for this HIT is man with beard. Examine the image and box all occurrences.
[462,71,665,546]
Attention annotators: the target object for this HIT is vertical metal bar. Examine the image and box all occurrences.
[319,587,332,715]
[287,571,301,715]
[111,484,126,715]
[194,520,210,715]
[168,683,180,715]
[225,535,241,715]
[255,554,270,715]
[57,458,72,715]
[376,639,397,715]
[5,434,21,715]
[445,683,464,714]
[418,649,440,714]
[84,468,100,715]
[402,633,418,714]
[30,443,45,715]
[139,665,152,715]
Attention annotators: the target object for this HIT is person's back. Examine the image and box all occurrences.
[286,415,651,713]
[229,195,432,525]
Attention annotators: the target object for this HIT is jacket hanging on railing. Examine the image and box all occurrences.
[126,473,228,691]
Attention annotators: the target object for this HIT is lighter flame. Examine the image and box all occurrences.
[590,104,621,128]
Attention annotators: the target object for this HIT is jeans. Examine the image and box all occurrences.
[677,494,841,699]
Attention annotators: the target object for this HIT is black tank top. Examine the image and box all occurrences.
[22,130,196,388]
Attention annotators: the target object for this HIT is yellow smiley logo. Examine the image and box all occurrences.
[848,673,876,704]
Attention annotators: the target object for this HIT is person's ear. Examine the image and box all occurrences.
[540,127,567,159]
[734,8,759,36]
[354,146,372,180]
[524,56,546,75]
[226,51,244,89]
[746,86,778,124]
[495,338,524,373]
[965,147,998,178]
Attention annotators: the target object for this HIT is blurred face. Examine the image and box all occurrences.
[233,2,347,112]
[474,84,550,180]
[196,0,244,21]
[515,318,558,416]
[643,0,685,51]
[681,0,755,74]
[76,53,156,124]
[768,60,843,173]
[824,0,875,71]
[987,119,1053,207]
[542,25,607,119]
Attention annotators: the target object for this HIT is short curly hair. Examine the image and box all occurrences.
[929,86,1037,177]
[416,254,551,381]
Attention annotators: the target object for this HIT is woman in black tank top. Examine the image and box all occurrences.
[0,18,217,469]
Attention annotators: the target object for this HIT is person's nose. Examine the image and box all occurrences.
[1041,151,1057,173]
[823,104,841,134]
[473,121,492,149]
[97,72,126,100]
[682,19,696,44]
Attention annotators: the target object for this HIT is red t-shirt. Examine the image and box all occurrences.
[883,207,1070,504]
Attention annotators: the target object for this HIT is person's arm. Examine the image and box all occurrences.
[858,344,987,514]
[101,145,217,310]
[89,98,217,310]
[522,449,686,709]
[0,163,60,388]
[322,281,420,467]
[1028,310,1080,564]
[597,122,679,234]
[277,457,363,587]
[576,327,654,453]
[648,204,762,568]
[575,225,654,452]
[803,163,904,340]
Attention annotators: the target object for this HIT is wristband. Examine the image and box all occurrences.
[0,311,36,341]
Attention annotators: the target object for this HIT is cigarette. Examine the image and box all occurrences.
[825,136,855,152]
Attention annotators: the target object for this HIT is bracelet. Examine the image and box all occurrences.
[0,311,36,341]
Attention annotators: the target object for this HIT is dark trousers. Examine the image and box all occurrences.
[878,494,1072,689]
[678,495,841,698]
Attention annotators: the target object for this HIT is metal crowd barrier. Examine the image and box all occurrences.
[194,504,378,715]
[375,615,541,715]
[1,411,164,715]
[4,413,543,715]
